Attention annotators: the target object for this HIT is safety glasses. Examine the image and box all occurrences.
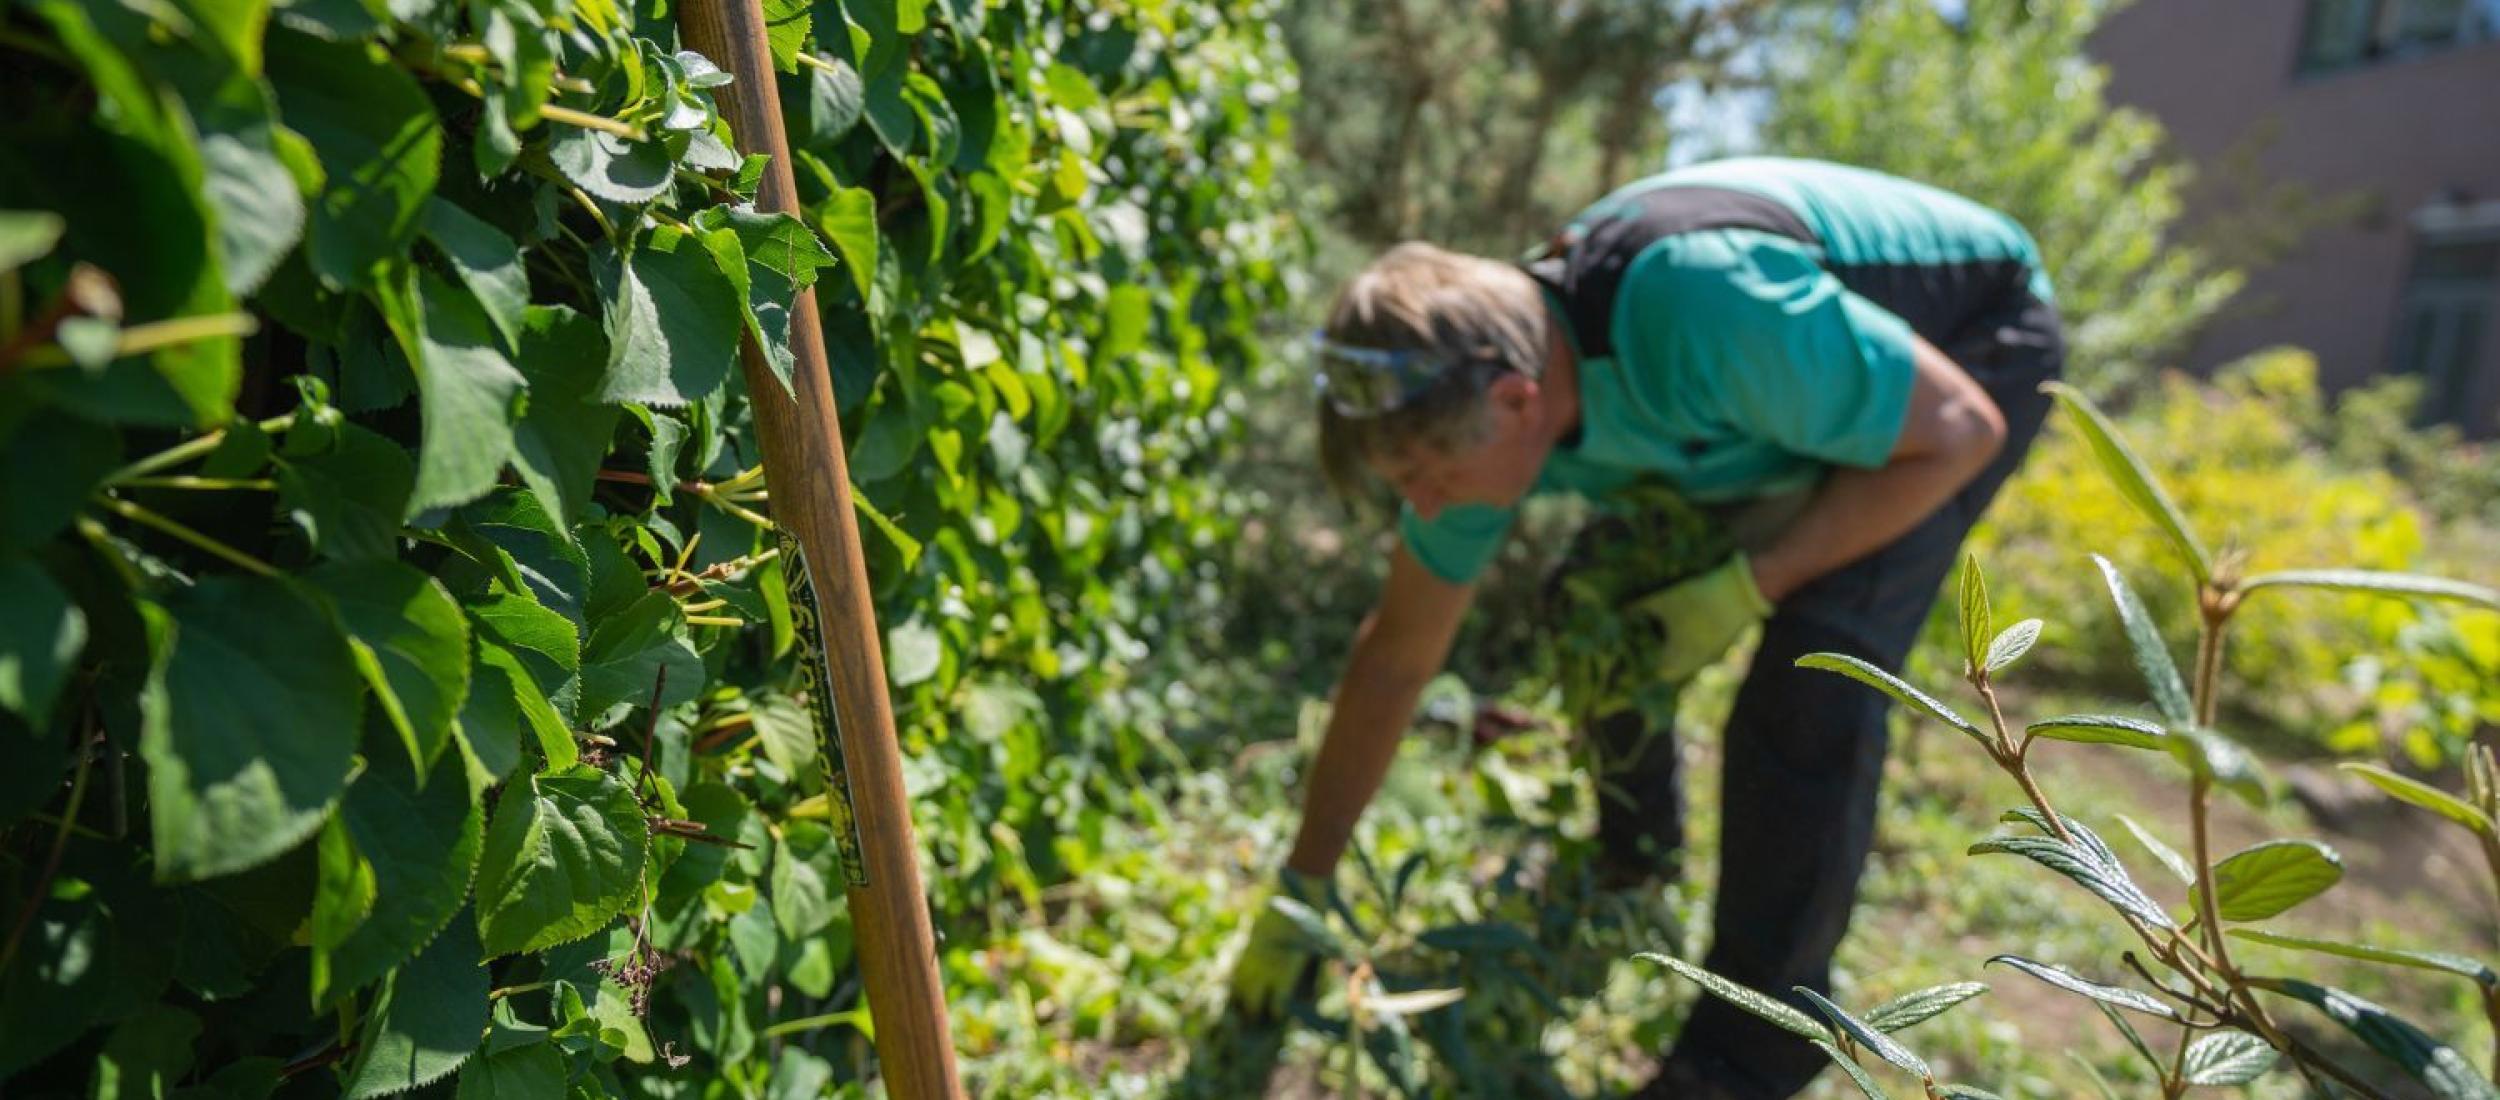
[1308,331,1464,418]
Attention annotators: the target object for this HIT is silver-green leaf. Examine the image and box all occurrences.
[2115,813,2195,885]
[1970,832,2171,929]
[2026,714,2167,752]
[1795,653,1988,746]
[1985,956,2177,1019]
[2229,929,2497,990]
[1983,618,2041,673]
[2182,1031,2277,1085]
[2251,979,2500,1100]
[1862,982,1989,1034]
[2048,383,2212,583]
[1810,1038,1893,1100]
[2240,569,2500,610]
[2340,763,2492,834]
[1636,953,1825,1040]
[2091,555,2194,728]
[1797,986,1928,1079]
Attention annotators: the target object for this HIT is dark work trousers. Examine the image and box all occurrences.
[1592,266,2064,1100]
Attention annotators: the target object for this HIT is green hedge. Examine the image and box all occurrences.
[0,0,1296,1093]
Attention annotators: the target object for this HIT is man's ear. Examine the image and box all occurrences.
[1485,372,1538,413]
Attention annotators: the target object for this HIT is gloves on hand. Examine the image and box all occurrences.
[1633,552,1774,683]
[1227,867,1324,1021]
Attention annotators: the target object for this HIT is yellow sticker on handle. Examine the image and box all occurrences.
[777,533,870,888]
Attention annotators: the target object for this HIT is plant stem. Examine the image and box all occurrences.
[15,312,259,370]
[3,269,23,344]
[2191,604,2229,729]
[540,103,646,140]
[2484,987,2500,1088]
[95,496,279,577]
[108,430,230,484]
[117,475,277,491]
[2248,1021,2395,1100]
[700,488,778,531]
[0,733,94,978]
[564,184,617,240]
[0,24,73,64]
[759,1011,871,1039]
[102,411,296,485]
[1974,671,2082,850]
[2004,747,2079,849]
[2189,779,2225,957]
[276,1042,347,1080]
[692,713,755,754]
[2476,828,2500,942]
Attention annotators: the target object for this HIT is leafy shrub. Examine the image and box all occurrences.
[1532,481,1727,732]
[1952,351,2500,766]
[0,0,1295,1094]
[1651,384,2500,1099]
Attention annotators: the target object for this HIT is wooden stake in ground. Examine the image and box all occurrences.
[672,1,964,1095]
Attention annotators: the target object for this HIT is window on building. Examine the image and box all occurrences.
[2393,235,2499,427]
[2298,0,2500,74]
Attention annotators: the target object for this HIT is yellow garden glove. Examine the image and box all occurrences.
[1633,552,1774,683]
[1227,868,1325,1021]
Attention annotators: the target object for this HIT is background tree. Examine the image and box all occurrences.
[1747,0,2243,389]
[1282,0,1773,257]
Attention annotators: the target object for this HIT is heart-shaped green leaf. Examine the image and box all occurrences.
[473,766,647,958]
[2201,839,2341,922]
[318,746,482,1008]
[144,577,363,880]
[338,918,486,1099]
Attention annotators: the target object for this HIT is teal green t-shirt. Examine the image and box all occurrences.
[1398,158,2041,585]
[1618,157,2054,300]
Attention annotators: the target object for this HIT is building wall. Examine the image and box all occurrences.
[2089,1,2500,430]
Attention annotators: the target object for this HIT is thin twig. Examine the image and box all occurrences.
[117,475,277,491]
[276,1042,347,1080]
[0,733,95,978]
[94,495,279,577]
[635,667,668,804]
[102,411,296,486]
[691,713,755,754]
[540,103,647,141]
[13,312,259,370]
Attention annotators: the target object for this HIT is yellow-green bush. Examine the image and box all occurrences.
[1951,350,2500,764]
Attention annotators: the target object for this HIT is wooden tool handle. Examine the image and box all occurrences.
[672,2,964,1095]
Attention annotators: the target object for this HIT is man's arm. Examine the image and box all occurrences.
[1747,335,2007,604]
[1284,544,1476,878]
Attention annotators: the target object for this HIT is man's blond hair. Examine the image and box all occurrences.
[1316,242,1550,499]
